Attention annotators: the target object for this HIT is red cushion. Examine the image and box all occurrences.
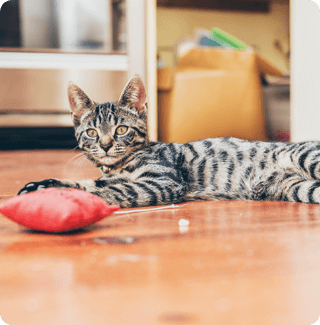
[0,188,119,233]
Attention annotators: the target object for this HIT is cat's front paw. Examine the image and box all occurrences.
[17,179,62,195]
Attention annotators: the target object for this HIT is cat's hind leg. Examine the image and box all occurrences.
[280,178,320,203]
[254,172,320,204]
[291,143,320,180]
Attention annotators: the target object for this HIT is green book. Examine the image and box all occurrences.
[211,28,249,50]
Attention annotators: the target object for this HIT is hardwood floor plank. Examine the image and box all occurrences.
[0,150,320,325]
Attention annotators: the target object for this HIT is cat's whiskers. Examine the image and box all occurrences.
[70,151,92,170]
[66,152,86,168]
[77,155,89,169]
[125,147,138,155]
[69,145,79,153]
[73,155,90,170]
[72,156,84,170]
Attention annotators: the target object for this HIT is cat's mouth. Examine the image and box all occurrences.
[85,148,128,168]
[96,153,126,166]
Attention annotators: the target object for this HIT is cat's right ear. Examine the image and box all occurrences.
[68,83,95,123]
[118,75,147,115]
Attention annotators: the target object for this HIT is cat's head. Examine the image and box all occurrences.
[67,75,148,167]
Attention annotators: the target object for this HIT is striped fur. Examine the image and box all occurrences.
[18,76,320,208]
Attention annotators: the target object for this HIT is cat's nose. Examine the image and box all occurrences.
[100,143,113,153]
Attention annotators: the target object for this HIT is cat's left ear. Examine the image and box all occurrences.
[118,75,147,114]
[68,83,95,122]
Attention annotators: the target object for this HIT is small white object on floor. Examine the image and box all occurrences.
[179,226,189,233]
[178,219,189,227]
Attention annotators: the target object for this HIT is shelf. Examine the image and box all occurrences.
[0,113,73,128]
[0,52,128,70]
[157,0,271,12]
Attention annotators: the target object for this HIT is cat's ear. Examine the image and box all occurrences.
[68,83,95,121]
[118,75,147,114]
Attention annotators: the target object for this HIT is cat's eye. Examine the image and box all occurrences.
[86,129,98,137]
[115,126,128,135]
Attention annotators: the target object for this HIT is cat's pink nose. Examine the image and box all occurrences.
[101,143,113,153]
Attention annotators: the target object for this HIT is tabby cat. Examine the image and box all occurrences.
[18,75,320,207]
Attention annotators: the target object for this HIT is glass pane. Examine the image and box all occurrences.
[0,0,126,52]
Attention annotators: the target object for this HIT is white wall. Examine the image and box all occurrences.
[291,0,320,141]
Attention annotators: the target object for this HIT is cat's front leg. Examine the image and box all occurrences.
[17,178,87,195]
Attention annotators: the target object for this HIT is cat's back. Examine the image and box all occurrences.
[131,137,289,172]
[180,137,294,200]
[181,137,278,165]
[129,137,295,172]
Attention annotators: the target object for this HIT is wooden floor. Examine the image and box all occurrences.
[1,150,320,325]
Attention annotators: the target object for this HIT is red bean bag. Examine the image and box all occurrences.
[0,188,119,233]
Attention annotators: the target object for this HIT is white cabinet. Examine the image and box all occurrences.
[0,0,158,141]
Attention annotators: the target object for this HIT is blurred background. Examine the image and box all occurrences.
[0,0,311,150]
